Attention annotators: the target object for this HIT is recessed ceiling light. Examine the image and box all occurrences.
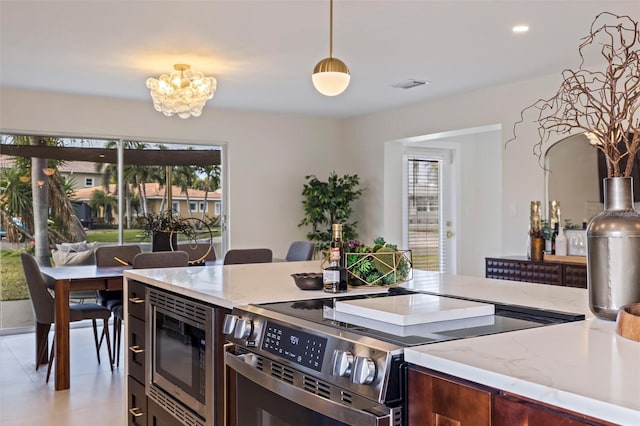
[513,25,529,33]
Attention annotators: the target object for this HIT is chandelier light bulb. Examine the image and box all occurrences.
[146,64,217,119]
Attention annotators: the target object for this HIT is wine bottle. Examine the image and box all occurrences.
[323,223,348,293]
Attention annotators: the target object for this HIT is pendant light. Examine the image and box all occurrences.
[312,0,350,96]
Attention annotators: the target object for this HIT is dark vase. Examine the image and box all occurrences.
[587,177,640,320]
[152,231,177,252]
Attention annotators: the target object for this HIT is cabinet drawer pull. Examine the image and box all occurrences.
[128,407,144,417]
[128,297,145,304]
[129,345,144,354]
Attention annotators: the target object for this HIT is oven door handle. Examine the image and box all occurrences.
[225,351,394,426]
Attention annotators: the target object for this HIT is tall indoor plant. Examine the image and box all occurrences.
[510,13,640,320]
[298,172,364,251]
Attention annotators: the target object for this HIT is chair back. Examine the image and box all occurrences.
[285,241,315,261]
[20,253,54,324]
[95,245,142,266]
[176,243,216,263]
[132,251,189,269]
[223,248,273,265]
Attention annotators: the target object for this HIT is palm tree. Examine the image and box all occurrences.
[173,164,198,218]
[95,140,148,228]
[88,189,117,224]
[195,165,221,222]
[0,163,32,242]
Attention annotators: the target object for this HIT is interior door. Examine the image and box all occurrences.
[404,149,457,273]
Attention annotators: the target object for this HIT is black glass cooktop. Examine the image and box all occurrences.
[257,288,585,347]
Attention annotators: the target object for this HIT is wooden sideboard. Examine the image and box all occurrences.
[485,256,587,288]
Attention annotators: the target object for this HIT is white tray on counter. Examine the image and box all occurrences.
[334,293,495,326]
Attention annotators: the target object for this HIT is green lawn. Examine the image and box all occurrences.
[86,228,150,243]
[0,227,222,301]
[85,227,221,243]
[0,249,29,301]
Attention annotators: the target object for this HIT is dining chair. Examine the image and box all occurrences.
[95,245,142,367]
[177,242,216,264]
[285,241,316,261]
[223,248,273,265]
[21,252,114,382]
[132,251,190,269]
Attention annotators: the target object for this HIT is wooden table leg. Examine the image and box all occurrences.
[54,279,71,390]
[35,322,49,365]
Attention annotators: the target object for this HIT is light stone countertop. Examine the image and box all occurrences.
[124,264,640,424]
[123,260,388,309]
[403,271,640,425]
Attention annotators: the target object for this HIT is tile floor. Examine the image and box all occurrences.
[0,324,125,425]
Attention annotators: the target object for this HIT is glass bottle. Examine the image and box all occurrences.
[555,224,567,256]
[323,223,348,293]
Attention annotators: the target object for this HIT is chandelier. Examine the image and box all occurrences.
[146,64,217,119]
[312,0,350,96]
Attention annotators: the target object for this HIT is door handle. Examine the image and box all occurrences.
[128,345,144,354]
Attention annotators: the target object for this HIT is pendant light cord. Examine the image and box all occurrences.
[329,0,333,58]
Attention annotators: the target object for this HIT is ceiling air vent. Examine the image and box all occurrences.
[392,79,429,89]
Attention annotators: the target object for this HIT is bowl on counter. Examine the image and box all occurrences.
[291,273,323,290]
[616,302,640,342]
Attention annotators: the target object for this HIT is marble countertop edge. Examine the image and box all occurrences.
[405,344,640,425]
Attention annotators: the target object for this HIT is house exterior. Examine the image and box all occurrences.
[58,161,103,190]
[72,182,221,224]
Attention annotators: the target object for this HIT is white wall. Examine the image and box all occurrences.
[342,72,571,270]
[0,88,344,258]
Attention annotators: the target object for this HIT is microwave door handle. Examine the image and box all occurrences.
[225,351,391,426]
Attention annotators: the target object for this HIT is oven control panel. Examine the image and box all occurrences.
[262,321,327,372]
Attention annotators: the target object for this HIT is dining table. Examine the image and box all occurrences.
[39,264,130,390]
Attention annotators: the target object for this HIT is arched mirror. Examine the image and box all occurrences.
[545,133,640,225]
[544,133,601,225]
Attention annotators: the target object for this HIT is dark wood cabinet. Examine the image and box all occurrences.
[407,366,614,426]
[127,280,148,426]
[485,256,586,288]
[127,376,147,426]
[493,393,615,426]
[408,366,492,426]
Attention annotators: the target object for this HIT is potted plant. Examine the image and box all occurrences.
[509,12,640,320]
[137,210,197,252]
[343,237,412,286]
[298,172,364,252]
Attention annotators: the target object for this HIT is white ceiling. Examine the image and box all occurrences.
[1,1,638,119]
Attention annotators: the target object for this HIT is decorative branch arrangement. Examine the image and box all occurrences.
[509,12,640,177]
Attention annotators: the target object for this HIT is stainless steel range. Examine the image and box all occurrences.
[223,287,584,426]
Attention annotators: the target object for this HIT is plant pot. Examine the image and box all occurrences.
[587,177,640,320]
[152,231,177,252]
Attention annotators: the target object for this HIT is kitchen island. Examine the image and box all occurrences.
[402,273,640,425]
[124,261,640,425]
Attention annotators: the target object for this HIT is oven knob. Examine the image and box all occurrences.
[331,350,354,377]
[222,315,239,335]
[233,319,253,340]
[351,357,376,385]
